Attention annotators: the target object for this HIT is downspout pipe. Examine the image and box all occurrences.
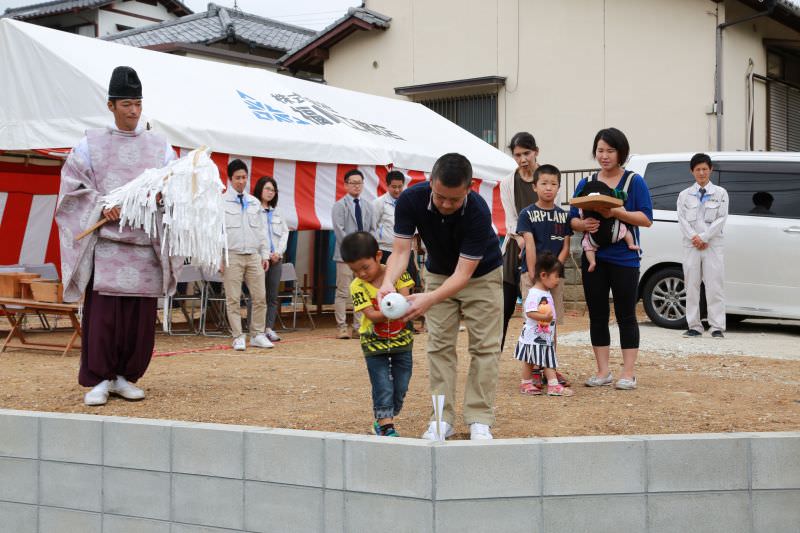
[715,0,777,150]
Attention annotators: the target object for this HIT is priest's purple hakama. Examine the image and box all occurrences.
[56,126,179,387]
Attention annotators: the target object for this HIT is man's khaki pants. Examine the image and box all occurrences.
[223,253,266,338]
[520,273,565,325]
[334,261,361,329]
[425,267,502,426]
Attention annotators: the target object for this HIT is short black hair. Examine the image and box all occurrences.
[386,170,405,185]
[341,231,379,263]
[690,153,713,170]
[752,191,774,209]
[253,176,278,208]
[430,153,472,188]
[227,158,248,179]
[534,251,564,278]
[592,128,630,166]
[344,169,364,183]
[533,164,561,185]
[508,131,538,152]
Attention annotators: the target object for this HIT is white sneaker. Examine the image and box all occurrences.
[109,376,145,401]
[232,336,246,351]
[250,334,274,349]
[421,421,454,441]
[469,423,493,441]
[264,328,281,342]
[84,380,110,406]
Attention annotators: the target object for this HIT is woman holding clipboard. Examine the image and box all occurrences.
[568,128,653,390]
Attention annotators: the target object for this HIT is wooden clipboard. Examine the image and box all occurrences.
[569,194,624,211]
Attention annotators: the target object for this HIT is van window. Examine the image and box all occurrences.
[643,161,718,211]
[717,162,800,219]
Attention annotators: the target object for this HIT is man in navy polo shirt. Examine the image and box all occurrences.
[379,153,503,441]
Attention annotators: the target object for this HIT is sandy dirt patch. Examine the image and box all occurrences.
[1,311,798,439]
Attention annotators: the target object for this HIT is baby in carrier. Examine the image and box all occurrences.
[578,178,639,272]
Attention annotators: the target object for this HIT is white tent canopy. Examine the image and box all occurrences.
[0,18,514,181]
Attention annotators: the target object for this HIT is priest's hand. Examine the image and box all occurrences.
[103,206,121,221]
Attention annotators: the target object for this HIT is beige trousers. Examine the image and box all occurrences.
[425,267,502,426]
[520,274,565,325]
[223,253,266,338]
[334,261,361,329]
[683,244,726,332]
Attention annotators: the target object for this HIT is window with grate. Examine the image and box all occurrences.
[767,50,800,152]
[768,80,800,151]
[419,94,498,147]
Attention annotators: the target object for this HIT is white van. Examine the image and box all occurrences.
[625,152,800,328]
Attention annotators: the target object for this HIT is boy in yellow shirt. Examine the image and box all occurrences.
[343,231,414,437]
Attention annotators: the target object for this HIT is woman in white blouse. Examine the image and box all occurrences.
[254,176,289,342]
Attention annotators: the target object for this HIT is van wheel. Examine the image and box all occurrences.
[642,267,687,329]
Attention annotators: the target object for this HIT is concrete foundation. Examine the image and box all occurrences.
[1,409,797,532]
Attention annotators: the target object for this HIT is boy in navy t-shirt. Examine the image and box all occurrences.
[516,164,572,315]
[515,164,572,393]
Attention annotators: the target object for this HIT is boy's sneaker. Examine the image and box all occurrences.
[683,329,702,338]
[264,328,281,342]
[469,423,493,440]
[711,330,725,339]
[584,373,613,387]
[422,421,454,440]
[250,334,274,349]
[373,421,398,437]
[232,336,246,351]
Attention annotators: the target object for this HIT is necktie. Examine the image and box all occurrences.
[266,209,275,253]
[698,187,706,201]
[237,194,244,210]
[354,198,363,231]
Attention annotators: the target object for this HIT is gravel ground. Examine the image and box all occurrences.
[559,319,800,360]
[1,312,798,437]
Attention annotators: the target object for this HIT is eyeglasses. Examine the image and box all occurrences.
[263,187,276,192]
[346,180,364,186]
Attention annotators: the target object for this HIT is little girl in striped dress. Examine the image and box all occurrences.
[514,251,574,396]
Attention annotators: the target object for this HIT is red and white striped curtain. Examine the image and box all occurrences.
[0,149,508,268]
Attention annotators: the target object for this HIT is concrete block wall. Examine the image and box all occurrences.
[563,245,585,311]
[1,409,798,533]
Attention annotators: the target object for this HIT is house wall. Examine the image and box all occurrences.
[1,410,798,532]
[721,1,799,151]
[323,0,800,170]
[97,1,180,37]
[21,11,99,35]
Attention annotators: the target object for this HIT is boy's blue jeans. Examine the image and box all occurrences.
[365,351,413,420]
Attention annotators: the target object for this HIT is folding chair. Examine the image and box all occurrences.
[277,263,315,331]
[200,270,253,336]
[164,266,205,335]
[200,271,229,336]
